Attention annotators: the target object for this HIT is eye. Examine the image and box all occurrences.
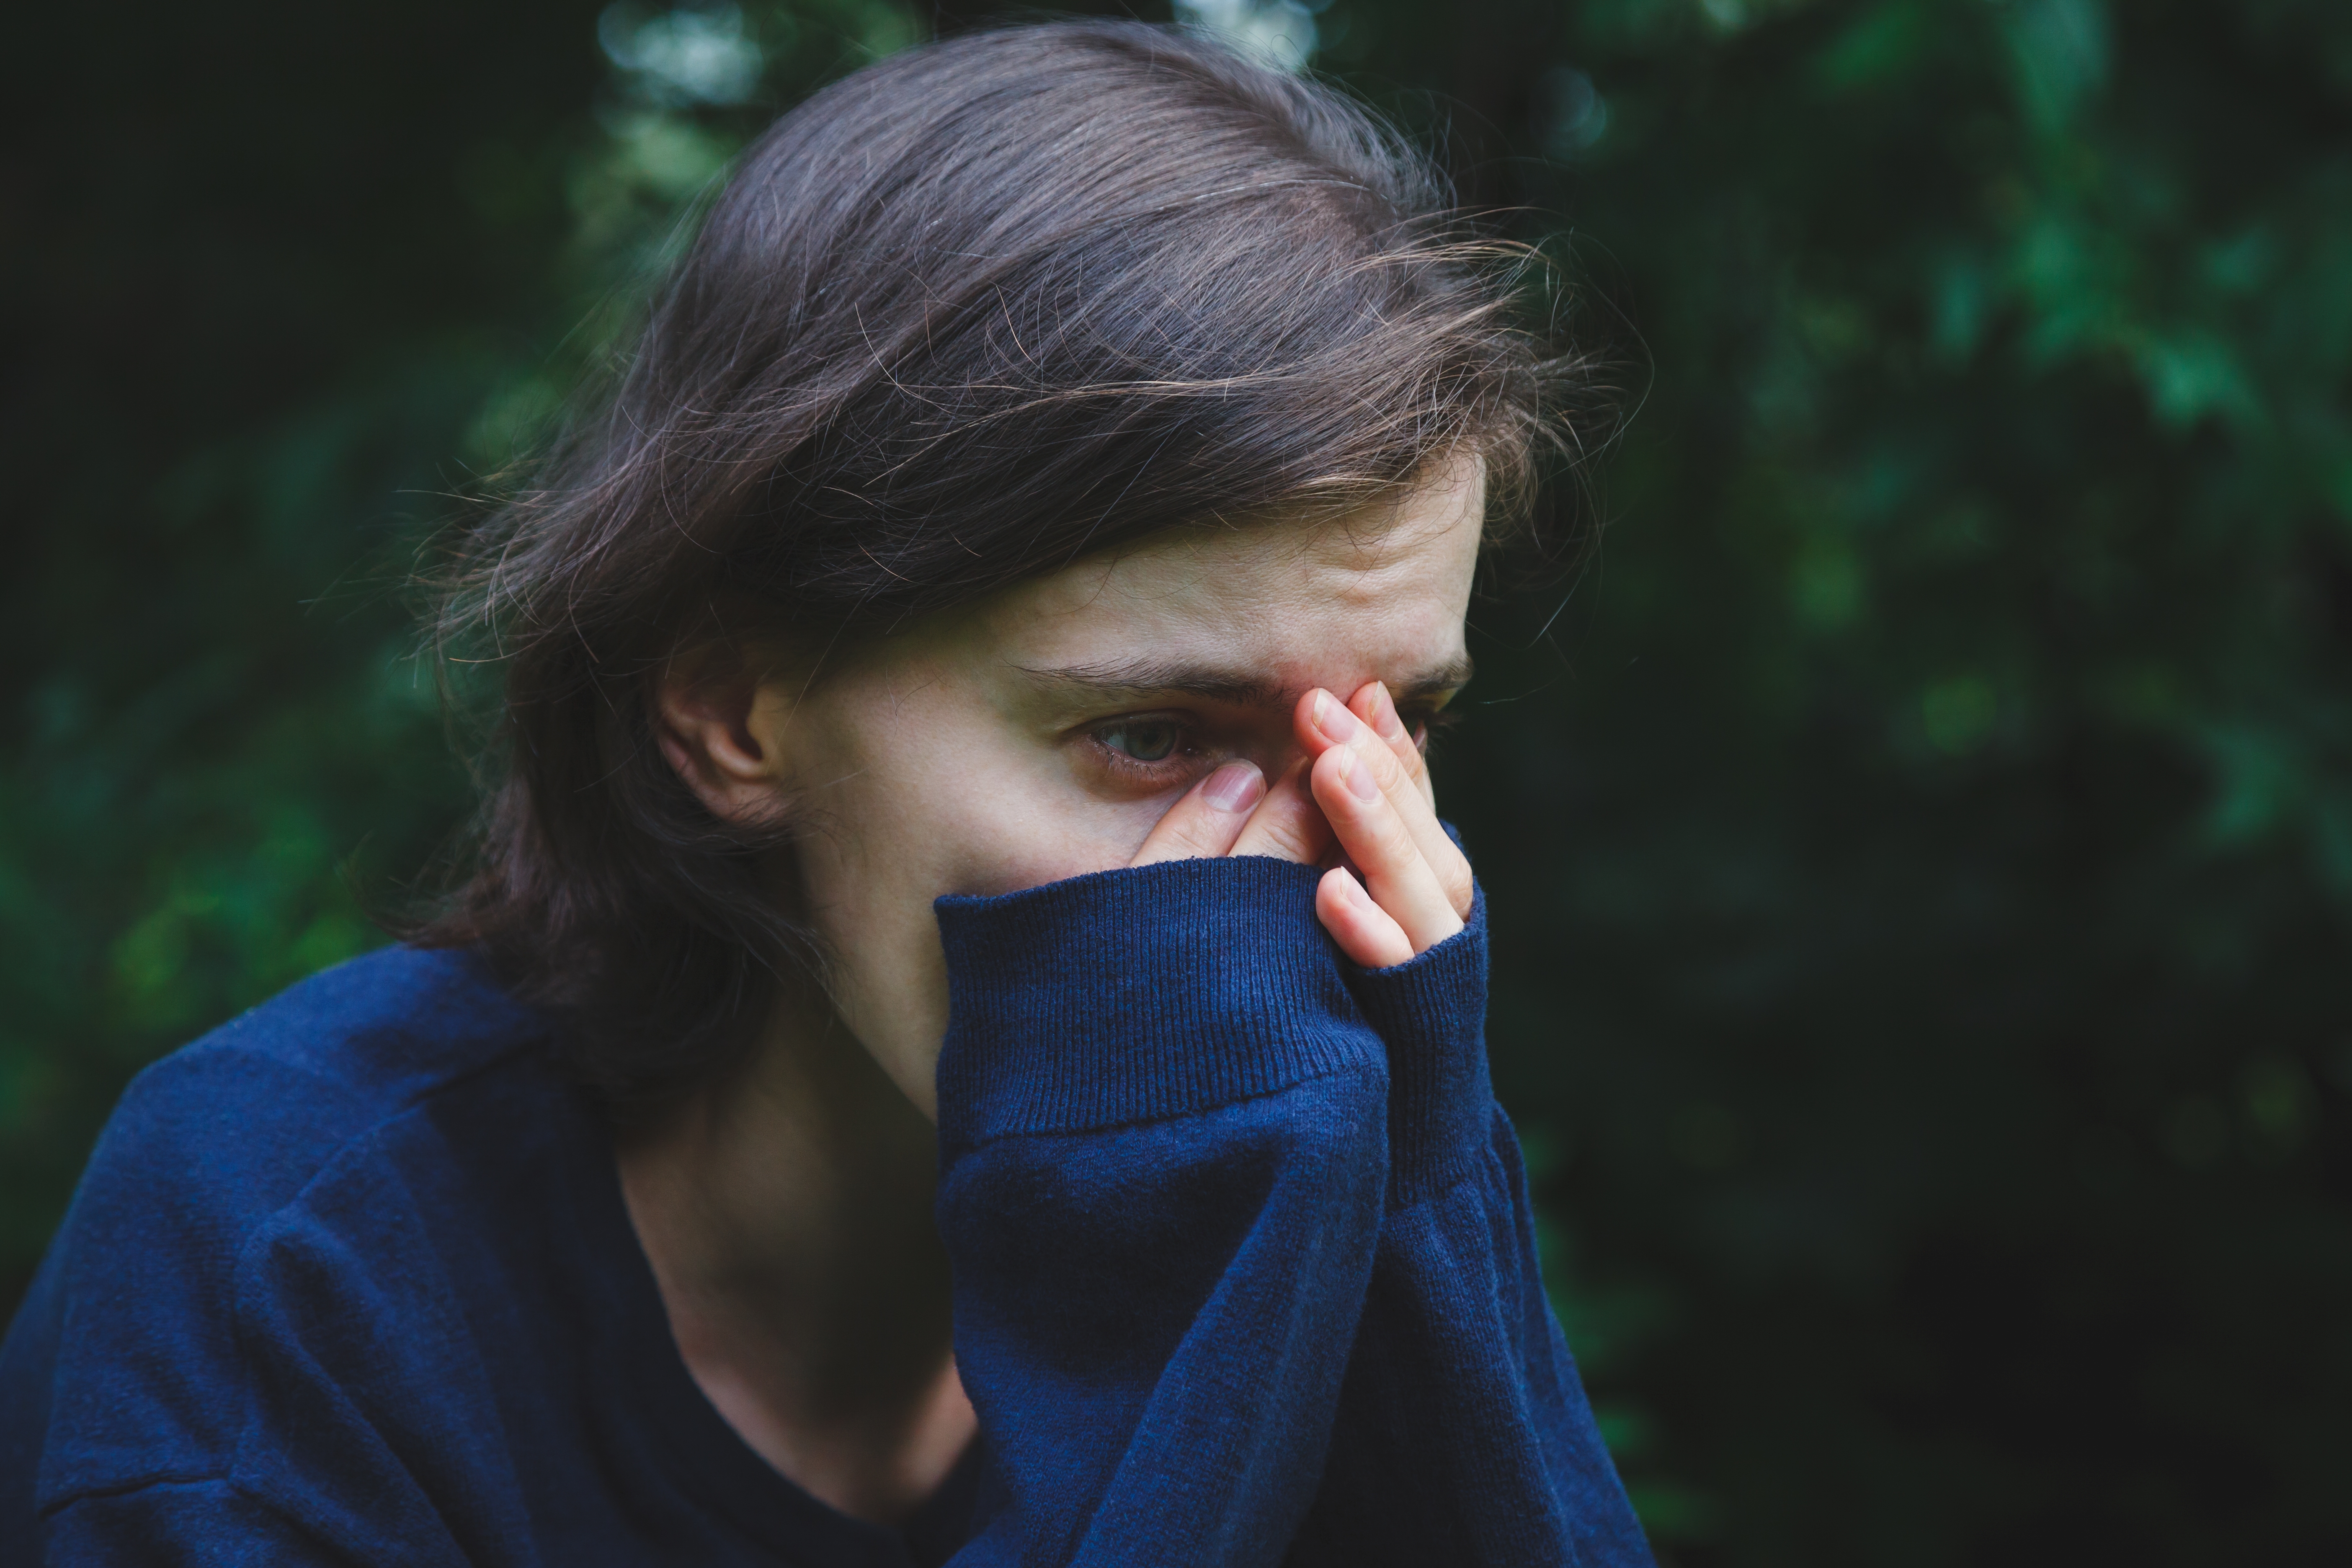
[1097,719,1182,763]
[1401,703,1462,753]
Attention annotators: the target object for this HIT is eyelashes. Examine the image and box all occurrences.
[1096,718,1184,764]
[1083,714,1207,789]
[1079,701,1459,791]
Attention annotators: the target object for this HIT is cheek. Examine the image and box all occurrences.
[801,745,1149,913]
[785,707,1168,1089]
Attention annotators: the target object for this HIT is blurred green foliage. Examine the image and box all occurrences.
[5,0,2348,1562]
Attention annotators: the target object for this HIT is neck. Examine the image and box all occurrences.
[616,984,974,1526]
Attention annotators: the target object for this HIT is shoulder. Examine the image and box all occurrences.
[3,945,554,1518]
[81,945,544,1229]
[124,945,541,1166]
[135,943,545,1117]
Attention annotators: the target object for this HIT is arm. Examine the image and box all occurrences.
[931,854,1392,1566]
[2,1037,520,1568]
[1289,891,1653,1566]
[1284,685,1654,1567]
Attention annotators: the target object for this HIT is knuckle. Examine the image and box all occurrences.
[1150,813,1217,861]
[1246,819,1312,864]
[1186,820,1240,858]
[1275,816,1325,861]
[1376,812,1418,862]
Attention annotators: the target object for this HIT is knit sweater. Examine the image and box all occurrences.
[0,853,1651,1565]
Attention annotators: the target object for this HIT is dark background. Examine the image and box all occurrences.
[5,0,2348,1560]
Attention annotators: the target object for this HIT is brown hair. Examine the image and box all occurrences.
[418,18,1599,1108]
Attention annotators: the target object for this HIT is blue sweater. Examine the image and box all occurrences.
[1,854,1650,1565]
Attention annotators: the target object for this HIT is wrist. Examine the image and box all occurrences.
[1344,880,1493,1208]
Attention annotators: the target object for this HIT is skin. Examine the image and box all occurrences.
[621,457,1484,1526]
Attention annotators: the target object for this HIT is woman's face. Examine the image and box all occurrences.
[677,461,1486,1114]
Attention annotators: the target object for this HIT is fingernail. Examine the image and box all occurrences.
[1202,761,1264,814]
[1339,869,1374,908]
[1369,683,1408,742]
[1336,745,1379,803]
[1313,690,1367,743]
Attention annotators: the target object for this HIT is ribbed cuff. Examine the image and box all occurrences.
[1346,881,1493,1209]
[934,856,1385,1149]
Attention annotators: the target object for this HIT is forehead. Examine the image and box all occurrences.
[985,461,1486,689]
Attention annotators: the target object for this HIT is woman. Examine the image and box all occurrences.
[1,20,1651,1566]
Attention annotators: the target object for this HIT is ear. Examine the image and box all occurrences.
[655,641,791,825]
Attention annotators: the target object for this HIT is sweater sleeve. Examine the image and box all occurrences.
[1285,882,1656,1568]
[930,855,1392,1568]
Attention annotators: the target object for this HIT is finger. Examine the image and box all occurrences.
[1310,742,1465,954]
[1229,755,1335,864]
[1297,689,1474,919]
[1315,866,1414,969]
[1347,681,1434,809]
[1129,761,1264,867]
[1330,686,1461,893]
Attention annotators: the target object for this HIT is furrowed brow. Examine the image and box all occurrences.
[1015,652,1474,709]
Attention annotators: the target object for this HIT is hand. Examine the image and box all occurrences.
[1296,683,1474,968]
[1122,681,1472,970]
[1126,750,1335,871]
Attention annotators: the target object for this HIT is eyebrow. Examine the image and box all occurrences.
[1013,652,1475,709]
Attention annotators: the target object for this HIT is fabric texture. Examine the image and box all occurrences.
[0,853,1650,1566]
